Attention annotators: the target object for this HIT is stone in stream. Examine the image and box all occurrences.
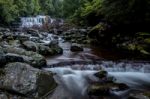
[26,29,41,37]
[87,70,129,98]
[70,43,84,52]
[22,41,38,52]
[5,53,24,63]
[3,47,46,68]
[22,40,63,56]
[0,62,57,98]
[129,92,150,99]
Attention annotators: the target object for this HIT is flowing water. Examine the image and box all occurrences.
[43,34,150,99]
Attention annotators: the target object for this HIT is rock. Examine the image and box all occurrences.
[88,83,110,96]
[17,35,30,42]
[94,70,108,79]
[88,83,129,97]
[88,23,108,39]
[0,62,57,98]
[8,40,21,47]
[38,44,53,55]
[49,40,59,47]
[0,48,7,66]
[88,70,129,98]
[0,27,10,32]
[5,53,24,63]
[27,29,40,37]
[22,41,63,56]
[48,40,63,55]
[4,47,46,68]
[129,93,150,99]
[0,91,28,99]
[0,92,8,99]
[70,43,83,52]
[22,41,38,52]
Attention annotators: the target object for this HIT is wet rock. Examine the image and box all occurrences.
[88,70,129,98]
[8,40,21,47]
[0,62,57,98]
[0,91,29,99]
[48,40,63,55]
[62,28,89,44]
[5,53,24,63]
[88,83,110,96]
[129,93,150,99]
[49,40,59,47]
[26,29,40,37]
[38,44,53,55]
[4,47,46,68]
[94,70,108,79]
[88,83,129,97]
[22,41,38,52]
[70,43,83,52]
[0,27,10,32]
[17,35,30,42]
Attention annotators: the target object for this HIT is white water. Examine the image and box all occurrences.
[41,33,150,99]
[44,63,150,99]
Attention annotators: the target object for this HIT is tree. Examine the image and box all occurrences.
[0,0,19,24]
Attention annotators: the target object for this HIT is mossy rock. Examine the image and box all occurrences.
[88,83,129,96]
[88,23,108,39]
[94,70,108,79]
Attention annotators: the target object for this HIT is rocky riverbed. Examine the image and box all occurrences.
[0,27,150,99]
[0,27,63,98]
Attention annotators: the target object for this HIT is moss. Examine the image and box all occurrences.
[91,23,107,32]
[128,44,136,51]
[137,32,150,36]
[144,38,150,44]
[94,70,108,79]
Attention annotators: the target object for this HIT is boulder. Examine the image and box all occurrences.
[5,53,24,63]
[17,35,30,42]
[27,29,40,37]
[0,91,28,99]
[3,47,46,68]
[129,93,150,99]
[70,43,83,52]
[22,41,38,52]
[87,70,129,97]
[0,27,10,32]
[0,62,57,98]
[38,44,54,55]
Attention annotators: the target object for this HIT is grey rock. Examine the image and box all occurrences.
[0,62,57,98]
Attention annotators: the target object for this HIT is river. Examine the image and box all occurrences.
[40,34,150,99]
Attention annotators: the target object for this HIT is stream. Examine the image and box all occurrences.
[42,33,150,99]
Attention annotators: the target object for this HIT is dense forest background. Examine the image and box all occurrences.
[1,0,150,57]
[1,0,150,27]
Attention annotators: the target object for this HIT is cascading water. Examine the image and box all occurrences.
[44,62,150,99]
[41,33,150,99]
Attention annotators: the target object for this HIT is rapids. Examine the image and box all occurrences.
[43,33,150,99]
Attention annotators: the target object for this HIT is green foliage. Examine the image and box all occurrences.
[71,0,150,27]
[0,0,19,24]
[0,0,64,25]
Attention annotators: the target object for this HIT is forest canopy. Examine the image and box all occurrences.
[0,0,150,28]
